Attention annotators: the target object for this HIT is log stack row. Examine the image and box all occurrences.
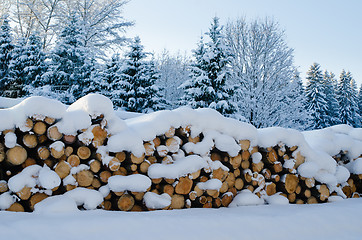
[0,114,361,212]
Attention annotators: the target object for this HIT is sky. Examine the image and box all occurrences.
[123,0,362,86]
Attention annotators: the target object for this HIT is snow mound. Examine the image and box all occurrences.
[34,195,79,213]
[229,190,264,207]
[143,192,171,209]
[265,193,289,205]
[64,188,103,210]
[108,175,152,192]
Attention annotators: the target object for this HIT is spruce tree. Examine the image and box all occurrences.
[323,71,339,126]
[38,15,100,104]
[116,37,166,112]
[6,34,46,98]
[0,15,14,95]
[358,84,362,123]
[336,70,360,127]
[180,17,236,116]
[305,63,329,129]
[101,53,124,101]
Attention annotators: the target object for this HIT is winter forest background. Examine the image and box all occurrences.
[0,0,361,130]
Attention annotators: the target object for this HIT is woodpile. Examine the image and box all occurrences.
[0,114,361,212]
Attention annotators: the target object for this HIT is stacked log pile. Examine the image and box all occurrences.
[0,113,361,212]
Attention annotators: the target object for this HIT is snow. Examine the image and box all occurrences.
[34,195,79,213]
[143,192,171,209]
[346,158,362,174]
[64,188,103,210]
[107,175,152,192]
[0,192,15,210]
[38,165,61,190]
[297,162,319,178]
[229,190,264,207]
[147,155,208,179]
[265,193,289,205]
[251,152,262,163]
[196,179,222,190]
[0,199,361,240]
[49,141,64,152]
[4,132,17,148]
[8,165,42,193]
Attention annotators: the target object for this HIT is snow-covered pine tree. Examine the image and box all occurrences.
[116,37,166,112]
[180,17,236,116]
[323,71,339,126]
[100,53,124,101]
[0,15,14,95]
[37,15,100,104]
[305,63,329,129]
[279,70,312,130]
[6,34,47,98]
[358,84,362,122]
[336,70,360,127]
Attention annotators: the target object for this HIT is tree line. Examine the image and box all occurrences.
[0,2,361,130]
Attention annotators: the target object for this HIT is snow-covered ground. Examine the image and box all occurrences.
[0,198,361,240]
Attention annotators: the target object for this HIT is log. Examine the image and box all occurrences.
[225,173,236,188]
[266,148,278,164]
[17,186,32,200]
[55,160,71,179]
[289,146,298,152]
[213,198,222,208]
[170,194,185,209]
[37,146,50,160]
[210,152,222,162]
[188,135,200,144]
[221,193,233,207]
[23,134,38,148]
[165,127,175,138]
[108,157,120,171]
[20,118,33,132]
[132,192,145,201]
[77,146,91,160]
[22,158,36,168]
[273,161,283,173]
[317,184,330,201]
[244,170,252,183]
[131,205,144,212]
[262,169,272,180]
[0,143,5,162]
[0,181,8,193]
[194,185,204,197]
[92,125,108,148]
[241,150,250,161]
[89,160,101,173]
[288,193,296,203]
[91,178,101,189]
[239,140,250,151]
[189,170,201,180]
[283,174,299,194]
[219,181,228,193]
[165,178,175,185]
[241,160,250,169]
[206,189,219,198]
[50,145,64,159]
[6,146,27,165]
[63,135,76,144]
[230,154,242,169]
[294,151,305,168]
[114,152,126,163]
[33,121,47,135]
[166,137,180,153]
[305,178,315,188]
[76,170,94,187]
[47,126,63,141]
[307,196,318,204]
[38,135,48,144]
[65,146,73,157]
[100,171,112,183]
[153,137,161,148]
[29,193,48,210]
[131,153,144,164]
[189,191,197,201]
[118,194,135,211]
[252,161,264,173]
[152,178,162,184]
[156,146,168,157]
[44,159,55,168]
[6,202,24,212]
[266,182,276,196]
[304,189,312,198]
[144,142,155,156]
[212,168,228,181]
[175,177,193,195]
[163,184,175,196]
[67,154,80,167]
[101,200,112,210]
[44,117,56,125]
[234,168,241,178]
[296,199,304,204]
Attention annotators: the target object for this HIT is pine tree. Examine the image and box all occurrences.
[305,63,329,129]
[101,53,124,101]
[336,70,360,127]
[0,15,14,95]
[358,84,362,123]
[180,17,236,116]
[116,37,166,112]
[323,71,339,126]
[6,34,47,98]
[37,15,100,104]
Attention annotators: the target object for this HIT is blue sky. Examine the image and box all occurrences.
[123,0,362,85]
